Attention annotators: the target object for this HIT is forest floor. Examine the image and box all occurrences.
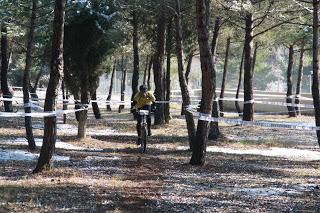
[0,106,320,212]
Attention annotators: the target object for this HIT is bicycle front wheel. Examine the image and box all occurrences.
[139,125,147,153]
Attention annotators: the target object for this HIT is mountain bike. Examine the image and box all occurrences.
[137,109,149,153]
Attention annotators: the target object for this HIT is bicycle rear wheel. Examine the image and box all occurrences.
[139,125,147,153]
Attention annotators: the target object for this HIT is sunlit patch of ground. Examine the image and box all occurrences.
[0,107,320,212]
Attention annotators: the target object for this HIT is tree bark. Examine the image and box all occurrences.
[131,10,140,111]
[153,12,166,125]
[1,24,13,112]
[165,18,172,123]
[286,45,296,117]
[23,0,38,150]
[175,0,196,150]
[235,47,245,116]
[91,90,101,119]
[190,0,216,165]
[119,55,126,113]
[312,0,320,146]
[242,13,254,121]
[219,37,231,117]
[33,0,66,173]
[107,62,116,111]
[295,40,306,115]
[208,16,221,140]
[78,69,89,139]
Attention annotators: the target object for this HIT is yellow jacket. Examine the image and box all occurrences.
[134,91,156,108]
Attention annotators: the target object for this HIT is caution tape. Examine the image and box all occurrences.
[185,106,320,131]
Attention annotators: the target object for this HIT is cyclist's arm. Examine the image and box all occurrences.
[148,92,156,103]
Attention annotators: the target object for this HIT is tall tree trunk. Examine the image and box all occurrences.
[61,80,68,124]
[131,10,140,111]
[235,47,245,116]
[286,45,296,117]
[175,0,196,150]
[295,40,306,115]
[30,68,44,101]
[107,62,116,111]
[153,12,166,125]
[165,18,172,123]
[208,16,221,140]
[1,24,13,112]
[312,0,320,146]
[242,13,254,121]
[33,0,66,173]
[119,55,126,113]
[219,37,231,117]
[23,0,37,150]
[91,90,101,119]
[143,55,149,84]
[190,0,216,165]
[147,56,153,90]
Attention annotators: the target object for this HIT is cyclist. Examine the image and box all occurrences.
[133,84,155,144]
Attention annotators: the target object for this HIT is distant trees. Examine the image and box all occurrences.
[63,1,123,138]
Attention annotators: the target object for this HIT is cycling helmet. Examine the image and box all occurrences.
[139,84,147,92]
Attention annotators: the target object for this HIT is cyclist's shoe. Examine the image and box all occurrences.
[136,138,141,145]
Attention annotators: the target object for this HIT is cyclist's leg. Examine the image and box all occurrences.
[146,105,152,136]
[136,110,142,144]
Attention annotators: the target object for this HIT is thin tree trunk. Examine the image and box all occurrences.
[91,90,101,119]
[153,12,166,125]
[78,70,89,139]
[165,18,172,123]
[147,56,153,90]
[131,10,140,111]
[181,52,194,116]
[61,80,68,124]
[1,24,13,112]
[33,0,66,173]
[143,55,149,84]
[312,0,320,146]
[252,42,258,75]
[208,16,221,140]
[30,68,44,101]
[185,52,194,84]
[219,37,231,117]
[235,47,245,116]
[119,55,126,113]
[295,40,306,115]
[175,0,196,149]
[74,94,80,122]
[190,0,216,165]
[242,13,254,121]
[286,45,296,117]
[23,0,37,150]
[107,62,116,111]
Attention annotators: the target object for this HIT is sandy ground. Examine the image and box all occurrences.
[0,107,320,212]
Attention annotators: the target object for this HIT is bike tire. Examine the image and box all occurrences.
[139,125,147,153]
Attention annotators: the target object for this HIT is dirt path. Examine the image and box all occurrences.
[1,110,320,212]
